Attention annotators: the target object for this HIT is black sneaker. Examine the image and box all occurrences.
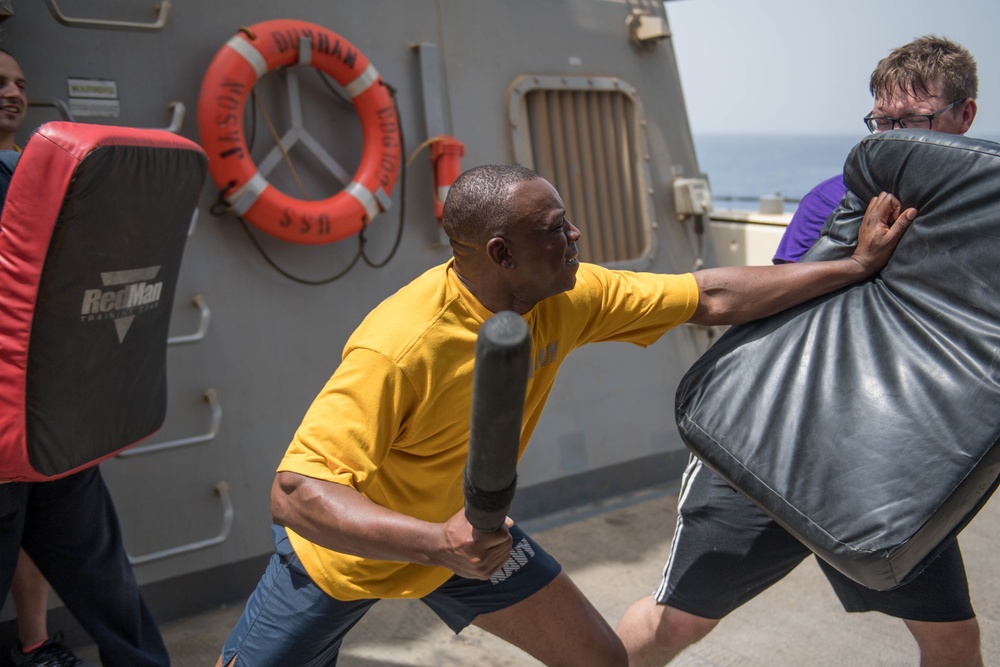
[9,632,84,667]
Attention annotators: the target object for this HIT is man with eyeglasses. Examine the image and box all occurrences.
[616,35,984,667]
[772,35,977,264]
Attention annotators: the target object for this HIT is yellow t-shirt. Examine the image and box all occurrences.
[279,259,698,600]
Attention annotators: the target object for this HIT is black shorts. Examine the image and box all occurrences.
[654,457,974,623]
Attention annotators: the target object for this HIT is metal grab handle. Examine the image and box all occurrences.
[160,101,185,133]
[29,99,182,131]
[28,98,76,121]
[168,294,211,345]
[43,0,172,31]
[128,481,234,565]
[118,389,221,457]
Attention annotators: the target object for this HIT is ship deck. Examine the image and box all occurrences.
[73,485,999,666]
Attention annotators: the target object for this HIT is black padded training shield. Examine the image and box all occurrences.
[0,123,207,481]
[676,130,1000,591]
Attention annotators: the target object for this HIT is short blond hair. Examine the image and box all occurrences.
[869,35,977,103]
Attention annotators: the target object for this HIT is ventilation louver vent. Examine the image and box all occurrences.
[508,75,654,267]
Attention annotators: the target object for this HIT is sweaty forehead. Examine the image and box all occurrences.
[511,178,564,225]
[0,54,24,81]
[876,81,945,111]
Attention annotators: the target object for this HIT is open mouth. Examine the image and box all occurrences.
[565,244,580,265]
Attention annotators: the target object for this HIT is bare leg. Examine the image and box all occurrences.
[11,549,49,649]
[904,618,983,667]
[472,571,627,667]
[616,595,719,667]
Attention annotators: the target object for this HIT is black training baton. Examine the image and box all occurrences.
[464,311,531,532]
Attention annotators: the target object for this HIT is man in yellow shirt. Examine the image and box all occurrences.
[217,164,913,666]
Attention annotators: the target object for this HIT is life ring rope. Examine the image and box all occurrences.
[251,91,309,198]
[198,19,401,245]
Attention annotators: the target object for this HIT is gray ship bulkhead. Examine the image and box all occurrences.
[0,0,718,638]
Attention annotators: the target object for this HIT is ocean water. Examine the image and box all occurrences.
[692,133,863,212]
[694,132,1000,212]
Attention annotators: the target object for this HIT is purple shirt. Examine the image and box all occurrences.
[772,174,847,263]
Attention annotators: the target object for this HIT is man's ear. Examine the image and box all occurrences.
[960,98,978,134]
[486,236,515,268]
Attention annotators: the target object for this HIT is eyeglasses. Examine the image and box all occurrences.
[863,99,966,134]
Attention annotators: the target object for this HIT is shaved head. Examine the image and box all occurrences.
[442,164,541,246]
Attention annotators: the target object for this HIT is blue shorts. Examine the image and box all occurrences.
[221,523,561,666]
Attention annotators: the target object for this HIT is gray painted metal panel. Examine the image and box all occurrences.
[0,0,718,616]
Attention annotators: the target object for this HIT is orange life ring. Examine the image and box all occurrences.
[197,20,400,244]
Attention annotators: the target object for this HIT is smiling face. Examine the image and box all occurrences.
[0,52,26,148]
[497,177,581,308]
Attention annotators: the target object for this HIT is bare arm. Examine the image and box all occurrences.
[690,192,916,326]
[271,471,513,579]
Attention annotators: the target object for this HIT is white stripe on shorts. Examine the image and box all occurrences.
[653,454,704,601]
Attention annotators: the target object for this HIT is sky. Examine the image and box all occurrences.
[665,0,1000,137]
